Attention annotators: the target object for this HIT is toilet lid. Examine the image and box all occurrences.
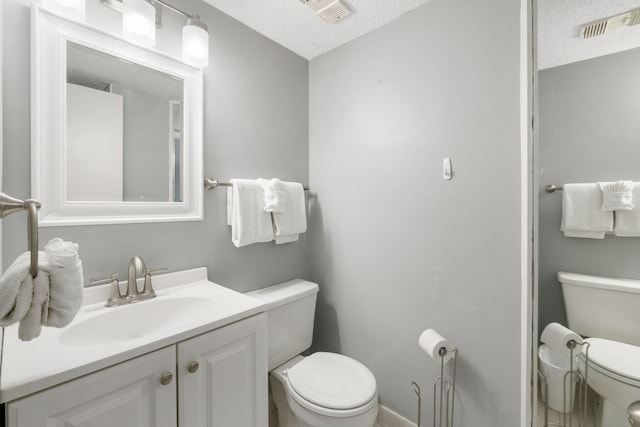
[582,338,640,384]
[287,352,377,410]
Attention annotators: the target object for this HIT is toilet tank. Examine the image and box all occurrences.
[246,279,319,370]
[558,271,640,346]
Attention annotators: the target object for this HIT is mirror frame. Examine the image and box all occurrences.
[31,5,203,226]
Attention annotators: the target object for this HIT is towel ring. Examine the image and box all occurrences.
[26,201,40,278]
[0,193,42,278]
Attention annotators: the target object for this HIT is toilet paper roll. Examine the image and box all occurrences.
[418,329,455,364]
[540,322,583,357]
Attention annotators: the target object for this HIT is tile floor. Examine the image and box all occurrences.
[536,386,597,427]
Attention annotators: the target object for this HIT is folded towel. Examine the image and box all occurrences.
[615,182,640,236]
[0,251,37,328]
[0,238,84,340]
[18,269,49,341]
[228,179,275,247]
[258,178,286,213]
[599,180,633,211]
[561,183,613,238]
[42,238,84,328]
[272,182,307,244]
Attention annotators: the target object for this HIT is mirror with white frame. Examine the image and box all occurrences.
[537,1,640,424]
[32,5,203,226]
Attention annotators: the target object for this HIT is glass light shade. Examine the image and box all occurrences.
[183,20,209,68]
[43,0,86,20]
[122,0,156,48]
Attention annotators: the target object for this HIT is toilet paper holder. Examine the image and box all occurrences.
[432,346,458,427]
[538,340,590,427]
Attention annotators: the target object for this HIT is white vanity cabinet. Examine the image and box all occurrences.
[178,313,268,426]
[6,314,268,427]
[7,346,178,427]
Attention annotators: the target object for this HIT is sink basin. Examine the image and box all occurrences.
[60,296,214,346]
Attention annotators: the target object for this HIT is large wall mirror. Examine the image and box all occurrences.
[536,1,640,425]
[32,5,203,226]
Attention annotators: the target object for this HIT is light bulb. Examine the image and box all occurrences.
[122,0,156,48]
[42,0,86,20]
[183,17,209,68]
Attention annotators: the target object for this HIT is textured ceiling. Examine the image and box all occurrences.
[202,0,432,60]
[538,0,640,69]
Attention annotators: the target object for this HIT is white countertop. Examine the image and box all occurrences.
[0,267,266,403]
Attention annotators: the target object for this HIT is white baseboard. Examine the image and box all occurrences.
[377,404,417,427]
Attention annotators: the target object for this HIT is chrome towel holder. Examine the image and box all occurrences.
[0,193,41,278]
[204,178,310,191]
[545,185,564,193]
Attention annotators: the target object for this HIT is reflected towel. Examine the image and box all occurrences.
[561,183,613,239]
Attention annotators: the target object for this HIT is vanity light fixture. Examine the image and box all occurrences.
[43,0,86,20]
[122,0,156,47]
[102,0,210,68]
[182,16,209,68]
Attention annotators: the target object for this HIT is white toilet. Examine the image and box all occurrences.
[247,279,379,427]
[559,271,640,427]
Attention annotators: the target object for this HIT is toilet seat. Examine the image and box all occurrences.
[286,352,377,412]
[580,338,640,387]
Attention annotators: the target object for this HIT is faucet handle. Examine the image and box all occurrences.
[91,274,122,307]
[141,267,168,296]
[146,267,168,276]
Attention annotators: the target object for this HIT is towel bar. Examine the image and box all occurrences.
[204,178,310,191]
[545,185,563,193]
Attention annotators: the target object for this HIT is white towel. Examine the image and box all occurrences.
[41,238,84,328]
[272,182,307,244]
[0,238,84,341]
[18,269,49,341]
[0,251,37,328]
[599,180,633,211]
[258,178,286,213]
[228,179,275,247]
[615,182,640,236]
[561,183,613,239]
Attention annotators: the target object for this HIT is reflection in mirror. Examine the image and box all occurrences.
[537,1,640,426]
[66,42,184,203]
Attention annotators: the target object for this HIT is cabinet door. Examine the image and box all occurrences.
[178,313,268,427]
[7,347,177,427]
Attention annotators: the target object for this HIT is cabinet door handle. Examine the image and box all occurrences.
[188,361,199,373]
[160,372,173,385]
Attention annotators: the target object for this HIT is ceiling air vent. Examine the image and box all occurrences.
[581,20,608,38]
[299,0,351,24]
[580,8,640,39]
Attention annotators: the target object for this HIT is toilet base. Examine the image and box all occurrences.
[596,397,631,427]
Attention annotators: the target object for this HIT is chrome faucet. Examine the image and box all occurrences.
[91,256,166,307]
[127,256,147,300]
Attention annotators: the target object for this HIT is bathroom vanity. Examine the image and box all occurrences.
[0,268,268,427]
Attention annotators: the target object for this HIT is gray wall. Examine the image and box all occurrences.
[2,0,310,291]
[114,86,171,202]
[538,47,640,334]
[308,0,523,425]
